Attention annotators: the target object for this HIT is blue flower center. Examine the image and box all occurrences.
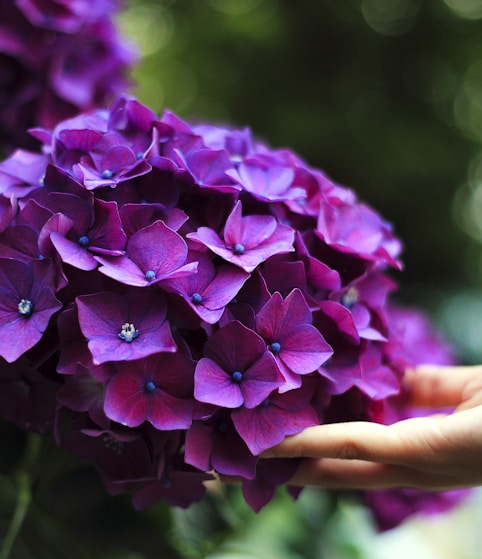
[233,243,245,255]
[136,152,144,160]
[191,292,203,305]
[269,341,281,354]
[145,380,156,393]
[18,298,33,316]
[232,370,243,383]
[101,169,113,179]
[341,286,359,309]
[261,397,270,407]
[145,270,156,281]
[118,322,139,342]
[78,235,89,247]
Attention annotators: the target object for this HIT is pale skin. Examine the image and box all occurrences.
[261,365,482,491]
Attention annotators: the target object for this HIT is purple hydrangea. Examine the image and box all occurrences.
[0,93,464,525]
[0,0,136,152]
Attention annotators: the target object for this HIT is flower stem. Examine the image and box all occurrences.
[0,433,41,559]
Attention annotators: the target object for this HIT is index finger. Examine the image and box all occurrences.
[262,415,445,465]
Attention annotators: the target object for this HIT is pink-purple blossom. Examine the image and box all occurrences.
[0,93,464,524]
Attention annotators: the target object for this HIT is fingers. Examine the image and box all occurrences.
[285,458,466,491]
[404,364,482,408]
[262,422,401,462]
[262,416,447,465]
[288,458,407,489]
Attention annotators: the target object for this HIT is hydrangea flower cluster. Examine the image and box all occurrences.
[0,94,461,518]
[0,0,136,153]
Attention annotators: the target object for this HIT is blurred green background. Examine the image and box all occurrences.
[3,1,482,557]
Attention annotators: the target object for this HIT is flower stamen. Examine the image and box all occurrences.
[233,243,245,255]
[341,286,359,309]
[18,298,33,316]
[145,380,156,393]
[118,322,139,342]
[78,235,89,247]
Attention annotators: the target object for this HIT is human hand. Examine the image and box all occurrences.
[261,364,482,490]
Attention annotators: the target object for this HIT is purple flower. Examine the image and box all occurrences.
[242,458,302,513]
[321,340,400,400]
[219,269,271,329]
[194,320,284,408]
[104,353,195,430]
[174,147,241,193]
[363,488,471,532]
[61,422,163,490]
[73,133,152,190]
[188,200,295,272]
[163,252,250,324]
[185,410,258,478]
[256,289,333,391]
[233,156,306,202]
[0,150,49,198]
[0,93,460,521]
[384,304,456,371]
[96,220,197,287]
[76,289,176,365]
[232,381,319,455]
[48,192,127,270]
[0,258,62,362]
[56,363,112,428]
[316,196,403,269]
[132,469,213,509]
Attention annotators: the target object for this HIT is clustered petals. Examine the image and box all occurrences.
[0,0,137,152]
[0,94,462,522]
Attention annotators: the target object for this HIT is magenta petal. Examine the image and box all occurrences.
[96,255,150,286]
[146,390,193,430]
[280,324,333,374]
[233,406,287,455]
[103,145,137,172]
[185,415,257,478]
[210,436,257,478]
[240,352,283,409]
[233,398,319,456]
[0,319,43,363]
[238,161,295,201]
[184,421,216,472]
[194,358,244,408]
[50,233,98,270]
[128,220,188,277]
[77,291,176,364]
[255,291,284,340]
[104,373,148,427]
[185,149,240,191]
[319,300,360,344]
